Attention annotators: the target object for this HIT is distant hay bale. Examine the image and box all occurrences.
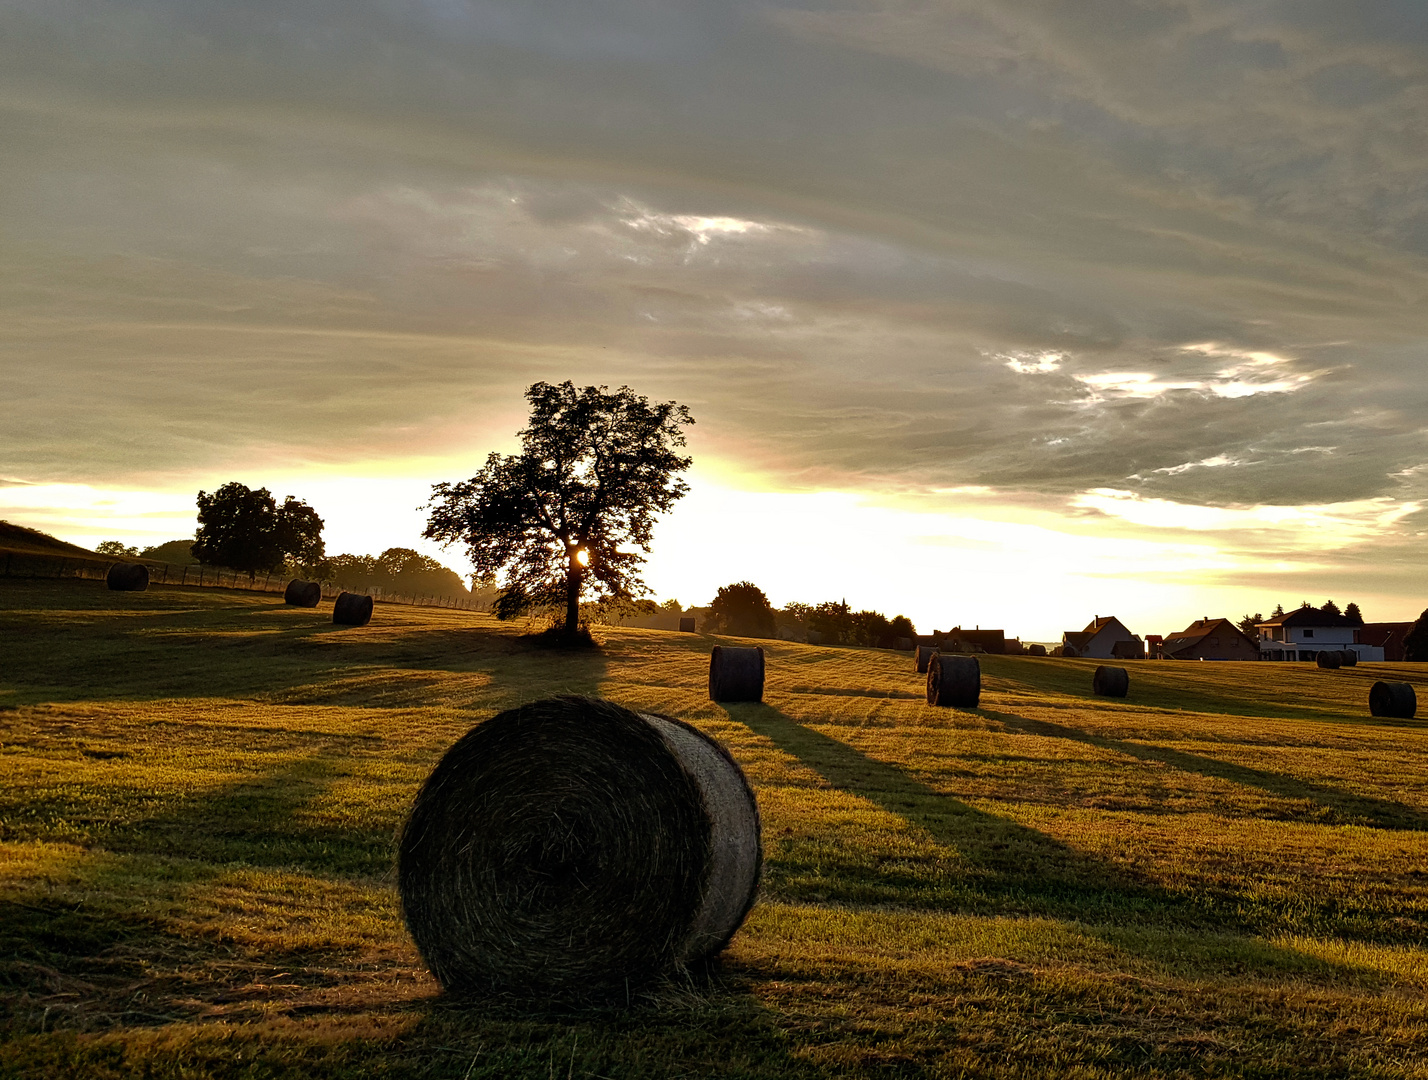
[1339,650,1358,667]
[397,695,762,1000]
[895,636,915,652]
[1093,665,1129,698]
[1316,650,1342,670]
[709,646,764,703]
[105,563,149,592]
[926,653,980,708]
[284,579,322,607]
[915,644,938,673]
[679,617,696,633]
[1062,645,1079,658]
[1369,681,1417,719]
[332,591,374,627]
[1027,644,1047,657]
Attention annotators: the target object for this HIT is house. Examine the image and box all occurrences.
[1159,617,1259,661]
[937,627,1007,654]
[1359,622,1415,662]
[1061,615,1143,659]
[1255,606,1384,662]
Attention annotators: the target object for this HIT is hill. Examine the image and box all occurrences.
[1,577,1426,1078]
[0,520,103,558]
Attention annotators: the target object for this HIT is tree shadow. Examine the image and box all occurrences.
[981,707,1428,832]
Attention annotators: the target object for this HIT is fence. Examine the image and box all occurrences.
[0,551,485,612]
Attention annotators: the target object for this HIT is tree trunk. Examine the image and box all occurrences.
[564,552,582,635]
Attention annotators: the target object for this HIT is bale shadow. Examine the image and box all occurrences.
[981,708,1428,832]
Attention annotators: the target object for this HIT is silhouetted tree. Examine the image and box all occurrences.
[1404,609,1428,663]
[95,540,139,557]
[425,382,693,637]
[1322,599,1342,617]
[1238,613,1263,637]
[192,482,324,573]
[1344,602,1364,626]
[1271,603,1286,618]
[705,581,777,638]
[889,615,916,641]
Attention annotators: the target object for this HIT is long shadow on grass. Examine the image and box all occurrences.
[726,703,1228,932]
[982,708,1428,831]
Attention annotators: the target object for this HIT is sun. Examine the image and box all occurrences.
[575,548,590,566]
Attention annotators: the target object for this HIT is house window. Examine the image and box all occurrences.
[1303,629,1314,638]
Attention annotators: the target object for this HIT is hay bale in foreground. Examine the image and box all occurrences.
[284,579,322,607]
[332,591,373,626]
[915,644,938,673]
[106,563,149,592]
[1316,650,1342,670]
[1339,650,1358,667]
[1093,665,1129,698]
[1369,681,1417,719]
[709,645,764,703]
[398,695,762,1000]
[927,652,980,708]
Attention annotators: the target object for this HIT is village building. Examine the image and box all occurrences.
[936,627,1007,654]
[1158,617,1259,661]
[1359,622,1415,662]
[1254,606,1384,662]
[1061,615,1143,659]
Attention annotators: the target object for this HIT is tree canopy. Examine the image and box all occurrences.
[94,540,139,557]
[424,381,694,636]
[192,482,325,573]
[705,581,777,638]
[324,548,469,599]
[1405,608,1428,663]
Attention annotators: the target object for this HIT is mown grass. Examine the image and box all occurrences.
[2,578,1428,1078]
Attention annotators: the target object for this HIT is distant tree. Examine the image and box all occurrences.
[1271,603,1286,618]
[1237,613,1264,637]
[889,615,916,640]
[1344,602,1364,626]
[192,482,325,573]
[1404,609,1428,663]
[424,381,693,638]
[140,539,199,565]
[1322,599,1341,617]
[1299,600,1314,610]
[660,598,683,613]
[95,540,139,557]
[376,547,469,598]
[705,581,777,638]
[808,600,852,645]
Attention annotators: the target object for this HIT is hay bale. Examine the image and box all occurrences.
[1339,649,1358,667]
[926,653,980,708]
[284,579,322,607]
[679,617,696,633]
[106,563,149,592]
[1316,650,1342,670]
[1093,665,1129,698]
[896,636,915,652]
[1027,643,1047,657]
[1062,645,1079,658]
[709,646,764,703]
[915,644,938,673]
[397,695,762,1000]
[332,591,374,627]
[1369,681,1417,719]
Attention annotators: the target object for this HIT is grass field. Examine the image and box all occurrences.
[2,578,1428,1078]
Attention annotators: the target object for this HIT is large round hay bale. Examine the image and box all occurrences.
[709,646,764,703]
[1316,650,1341,670]
[332,591,374,627]
[926,653,980,708]
[106,563,149,592]
[678,617,696,633]
[915,644,938,673]
[398,695,761,1000]
[1062,645,1079,658]
[1027,643,1047,657]
[1093,665,1129,698]
[1369,681,1417,719]
[1339,649,1358,668]
[284,579,321,607]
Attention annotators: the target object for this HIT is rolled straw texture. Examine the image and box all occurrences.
[1369,681,1417,719]
[284,579,322,607]
[1316,650,1342,670]
[332,591,373,626]
[915,644,938,674]
[398,695,761,1000]
[926,653,980,708]
[1339,650,1358,667]
[1093,665,1130,698]
[709,645,764,703]
[106,563,149,592]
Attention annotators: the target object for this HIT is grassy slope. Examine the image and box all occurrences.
[0,521,104,558]
[1,578,1427,1079]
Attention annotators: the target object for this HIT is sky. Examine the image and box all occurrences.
[3,0,1428,640]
